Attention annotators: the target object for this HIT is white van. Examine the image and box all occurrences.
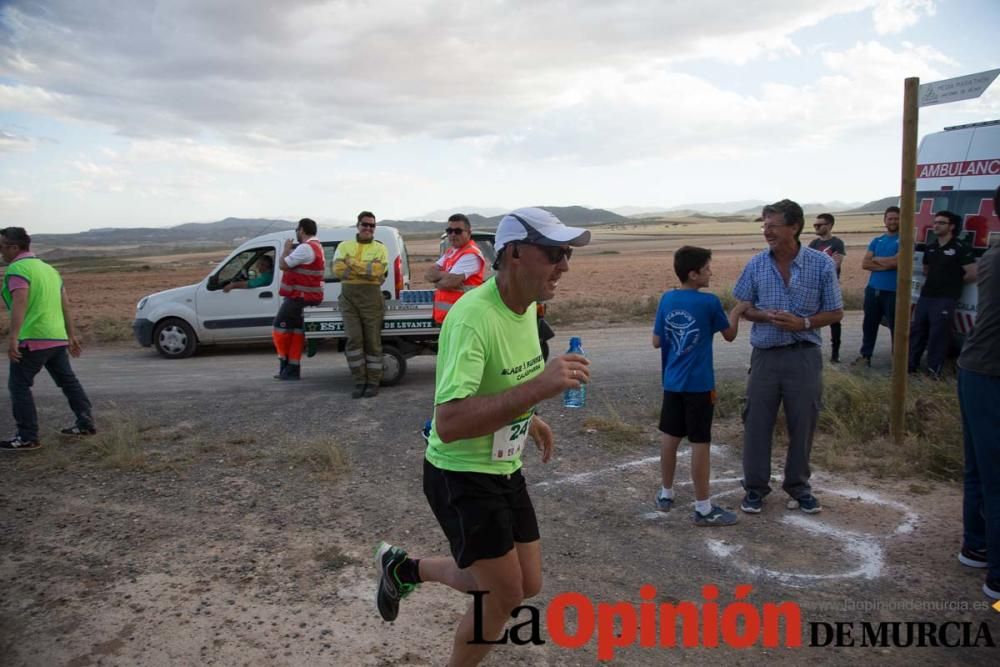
[132,226,410,358]
[912,120,1000,335]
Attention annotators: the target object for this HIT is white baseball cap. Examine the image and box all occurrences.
[494,207,591,255]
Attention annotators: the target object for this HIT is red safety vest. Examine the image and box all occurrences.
[279,239,326,304]
[432,240,486,324]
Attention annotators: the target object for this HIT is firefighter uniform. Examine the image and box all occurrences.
[333,237,388,395]
[432,240,486,325]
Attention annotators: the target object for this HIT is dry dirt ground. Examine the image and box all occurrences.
[5,219,996,665]
[1,354,997,666]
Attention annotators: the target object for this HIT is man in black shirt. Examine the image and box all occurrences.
[809,213,846,362]
[908,210,977,377]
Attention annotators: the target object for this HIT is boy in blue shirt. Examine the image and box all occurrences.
[653,246,747,526]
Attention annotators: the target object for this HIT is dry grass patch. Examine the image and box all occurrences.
[82,409,148,470]
[548,296,659,326]
[718,370,964,481]
[582,400,647,453]
[90,317,134,343]
[288,437,351,479]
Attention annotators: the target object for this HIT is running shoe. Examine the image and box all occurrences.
[740,490,764,514]
[693,505,738,527]
[655,493,673,512]
[375,542,416,622]
[0,435,41,451]
[959,545,988,569]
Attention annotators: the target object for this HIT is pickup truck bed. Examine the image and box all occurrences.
[304,300,440,385]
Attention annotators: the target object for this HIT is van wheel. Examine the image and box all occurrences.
[154,318,197,359]
[380,345,406,386]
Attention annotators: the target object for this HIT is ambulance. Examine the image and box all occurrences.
[912,119,1000,335]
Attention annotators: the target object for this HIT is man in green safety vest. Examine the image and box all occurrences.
[1,227,95,451]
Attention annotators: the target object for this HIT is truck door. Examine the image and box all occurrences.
[196,245,278,342]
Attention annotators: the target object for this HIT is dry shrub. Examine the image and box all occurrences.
[83,408,148,470]
[290,438,350,479]
[582,399,645,452]
[547,296,659,326]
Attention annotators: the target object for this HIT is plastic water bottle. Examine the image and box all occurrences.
[563,337,586,409]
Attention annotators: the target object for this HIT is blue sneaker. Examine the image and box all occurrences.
[789,493,822,514]
[655,493,673,512]
[740,491,764,514]
[693,505,738,527]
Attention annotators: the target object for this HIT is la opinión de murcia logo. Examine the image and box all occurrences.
[467,584,997,660]
[469,584,802,660]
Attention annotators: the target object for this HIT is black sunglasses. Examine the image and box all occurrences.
[516,243,573,264]
[445,227,466,235]
[359,222,376,229]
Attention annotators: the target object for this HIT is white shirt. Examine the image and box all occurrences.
[437,253,483,277]
[285,241,316,268]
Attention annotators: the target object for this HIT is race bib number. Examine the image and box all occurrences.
[492,413,533,461]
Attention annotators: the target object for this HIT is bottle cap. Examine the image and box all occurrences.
[570,336,581,348]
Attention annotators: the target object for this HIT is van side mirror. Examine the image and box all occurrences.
[208,275,219,290]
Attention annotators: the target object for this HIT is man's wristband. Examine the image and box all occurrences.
[803,316,812,330]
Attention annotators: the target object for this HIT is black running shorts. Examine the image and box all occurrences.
[658,390,716,443]
[423,459,540,569]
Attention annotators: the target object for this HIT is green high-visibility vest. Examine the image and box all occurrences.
[2,257,68,342]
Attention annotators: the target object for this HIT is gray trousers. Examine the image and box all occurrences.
[742,344,823,499]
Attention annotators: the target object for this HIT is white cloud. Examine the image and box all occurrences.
[488,40,957,165]
[872,0,936,35]
[0,0,882,149]
[0,129,34,152]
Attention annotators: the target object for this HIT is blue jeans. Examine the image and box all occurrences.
[959,368,1000,583]
[860,286,896,358]
[8,345,93,442]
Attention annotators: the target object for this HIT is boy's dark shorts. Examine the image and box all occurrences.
[658,390,716,443]
[423,458,540,569]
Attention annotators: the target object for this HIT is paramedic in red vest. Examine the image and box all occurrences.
[274,217,325,381]
[425,213,486,325]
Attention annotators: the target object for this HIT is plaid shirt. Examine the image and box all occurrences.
[733,245,843,349]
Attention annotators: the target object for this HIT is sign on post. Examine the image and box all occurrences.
[918,69,1000,108]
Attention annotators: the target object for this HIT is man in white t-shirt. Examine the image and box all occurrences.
[425,213,486,325]
[273,218,325,380]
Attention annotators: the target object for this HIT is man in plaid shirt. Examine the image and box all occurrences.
[733,199,843,515]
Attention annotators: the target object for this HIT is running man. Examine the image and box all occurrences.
[374,207,591,666]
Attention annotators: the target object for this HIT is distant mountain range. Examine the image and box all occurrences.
[31,207,632,248]
[32,198,897,249]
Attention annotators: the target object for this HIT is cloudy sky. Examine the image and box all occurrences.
[1,0,998,233]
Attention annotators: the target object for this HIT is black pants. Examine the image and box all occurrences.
[909,296,956,374]
[8,346,93,442]
[830,321,841,351]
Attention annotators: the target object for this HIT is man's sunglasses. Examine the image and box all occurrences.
[445,227,466,235]
[359,222,376,229]
[513,243,573,264]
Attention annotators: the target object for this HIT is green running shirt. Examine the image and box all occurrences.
[425,277,544,475]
